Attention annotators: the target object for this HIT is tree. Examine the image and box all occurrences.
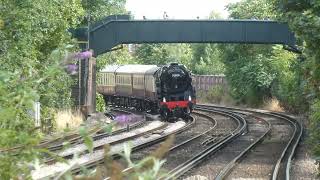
[220,0,301,105]
[188,11,226,75]
[134,44,171,65]
[82,0,126,21]
[96,45,136,70]
[0,0,129,177]
[191,43,225,75]
[0,0,84,178]
[134,43,224,75]
[83,0,129,70]
[227,0,277,19]
[272,0,320,165]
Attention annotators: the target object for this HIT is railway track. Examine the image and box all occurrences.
[103,105,290,180]
[47,115,146,152]
[189,104,303,180]
[110,110,217,180]
[163,107,247,179]
[45,121,167,164]
[0,109,144,154]
[31,104,302,180]
[215,112,271,179]
[31,113,194,179]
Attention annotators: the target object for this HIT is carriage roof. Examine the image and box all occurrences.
[115,65,157,74]
[100,65,120,73]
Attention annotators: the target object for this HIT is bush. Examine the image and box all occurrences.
[197,85,234,105]
[309,100,320,159]
[0,71,40,179]
[96,93,106,112]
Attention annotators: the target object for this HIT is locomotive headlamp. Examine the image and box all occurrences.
[163,97,166,102]
[188,95,192,101]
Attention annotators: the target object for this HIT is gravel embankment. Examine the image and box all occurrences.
[291,115,318,180]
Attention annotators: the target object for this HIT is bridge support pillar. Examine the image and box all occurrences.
[72,58,96,117]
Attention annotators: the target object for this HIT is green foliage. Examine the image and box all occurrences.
[40,106,56,133]
[135,44,172,65]
[96,92,106,112]
[191,44,225,75]
[273,0,320,99]
[121,143,167,179]
[58,127,173,179]
[0,0,129,178]
[0,71,40,178]
[83,0,129,71]
[96,45,136,70]
[269,46,306,112]
[219,44,276,105]
[0,0,85,178]
[82,0,126,21]
[134,43,225,75]
[222,0,276,105]
[166,44,193,70]
[0,0,84,109]
[272,0,320,167]
[220,0,304,107]
[227,0,278,19]
[310,100,320,159]
[197,85,232,104]
[79,126,94,153]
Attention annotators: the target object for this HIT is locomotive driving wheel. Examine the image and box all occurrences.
[160,106,172,121]
[185,106,191,114]
[160,109,169,120]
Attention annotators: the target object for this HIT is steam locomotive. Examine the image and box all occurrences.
[97,63,196,120]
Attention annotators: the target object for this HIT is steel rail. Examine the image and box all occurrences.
[45,122,168,164]
[270,113,303,180]
[269,113,296,180]
[215,114,271,180]
[168,111,217,151]
[0,126,102,154]
[162,107,247,180]
[197,104,303,180]
[46,108,146,151]
[35,116,195,179]
[0,108,140,154]
[69,115,197,177]
[102,111,217,180]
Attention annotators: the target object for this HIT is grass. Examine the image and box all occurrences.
[262,98,284,112]
[196,85,235,106]
[55,109,84,132]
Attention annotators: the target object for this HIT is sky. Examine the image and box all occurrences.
[125,0,241,20]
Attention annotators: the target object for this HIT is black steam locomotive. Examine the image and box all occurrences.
[97,63,196,120]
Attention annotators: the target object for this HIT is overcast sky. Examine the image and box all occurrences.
[125,0,241,19]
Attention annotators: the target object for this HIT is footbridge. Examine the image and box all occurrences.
[72,15,297,114]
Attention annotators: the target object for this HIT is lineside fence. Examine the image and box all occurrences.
[192,75,227,92]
